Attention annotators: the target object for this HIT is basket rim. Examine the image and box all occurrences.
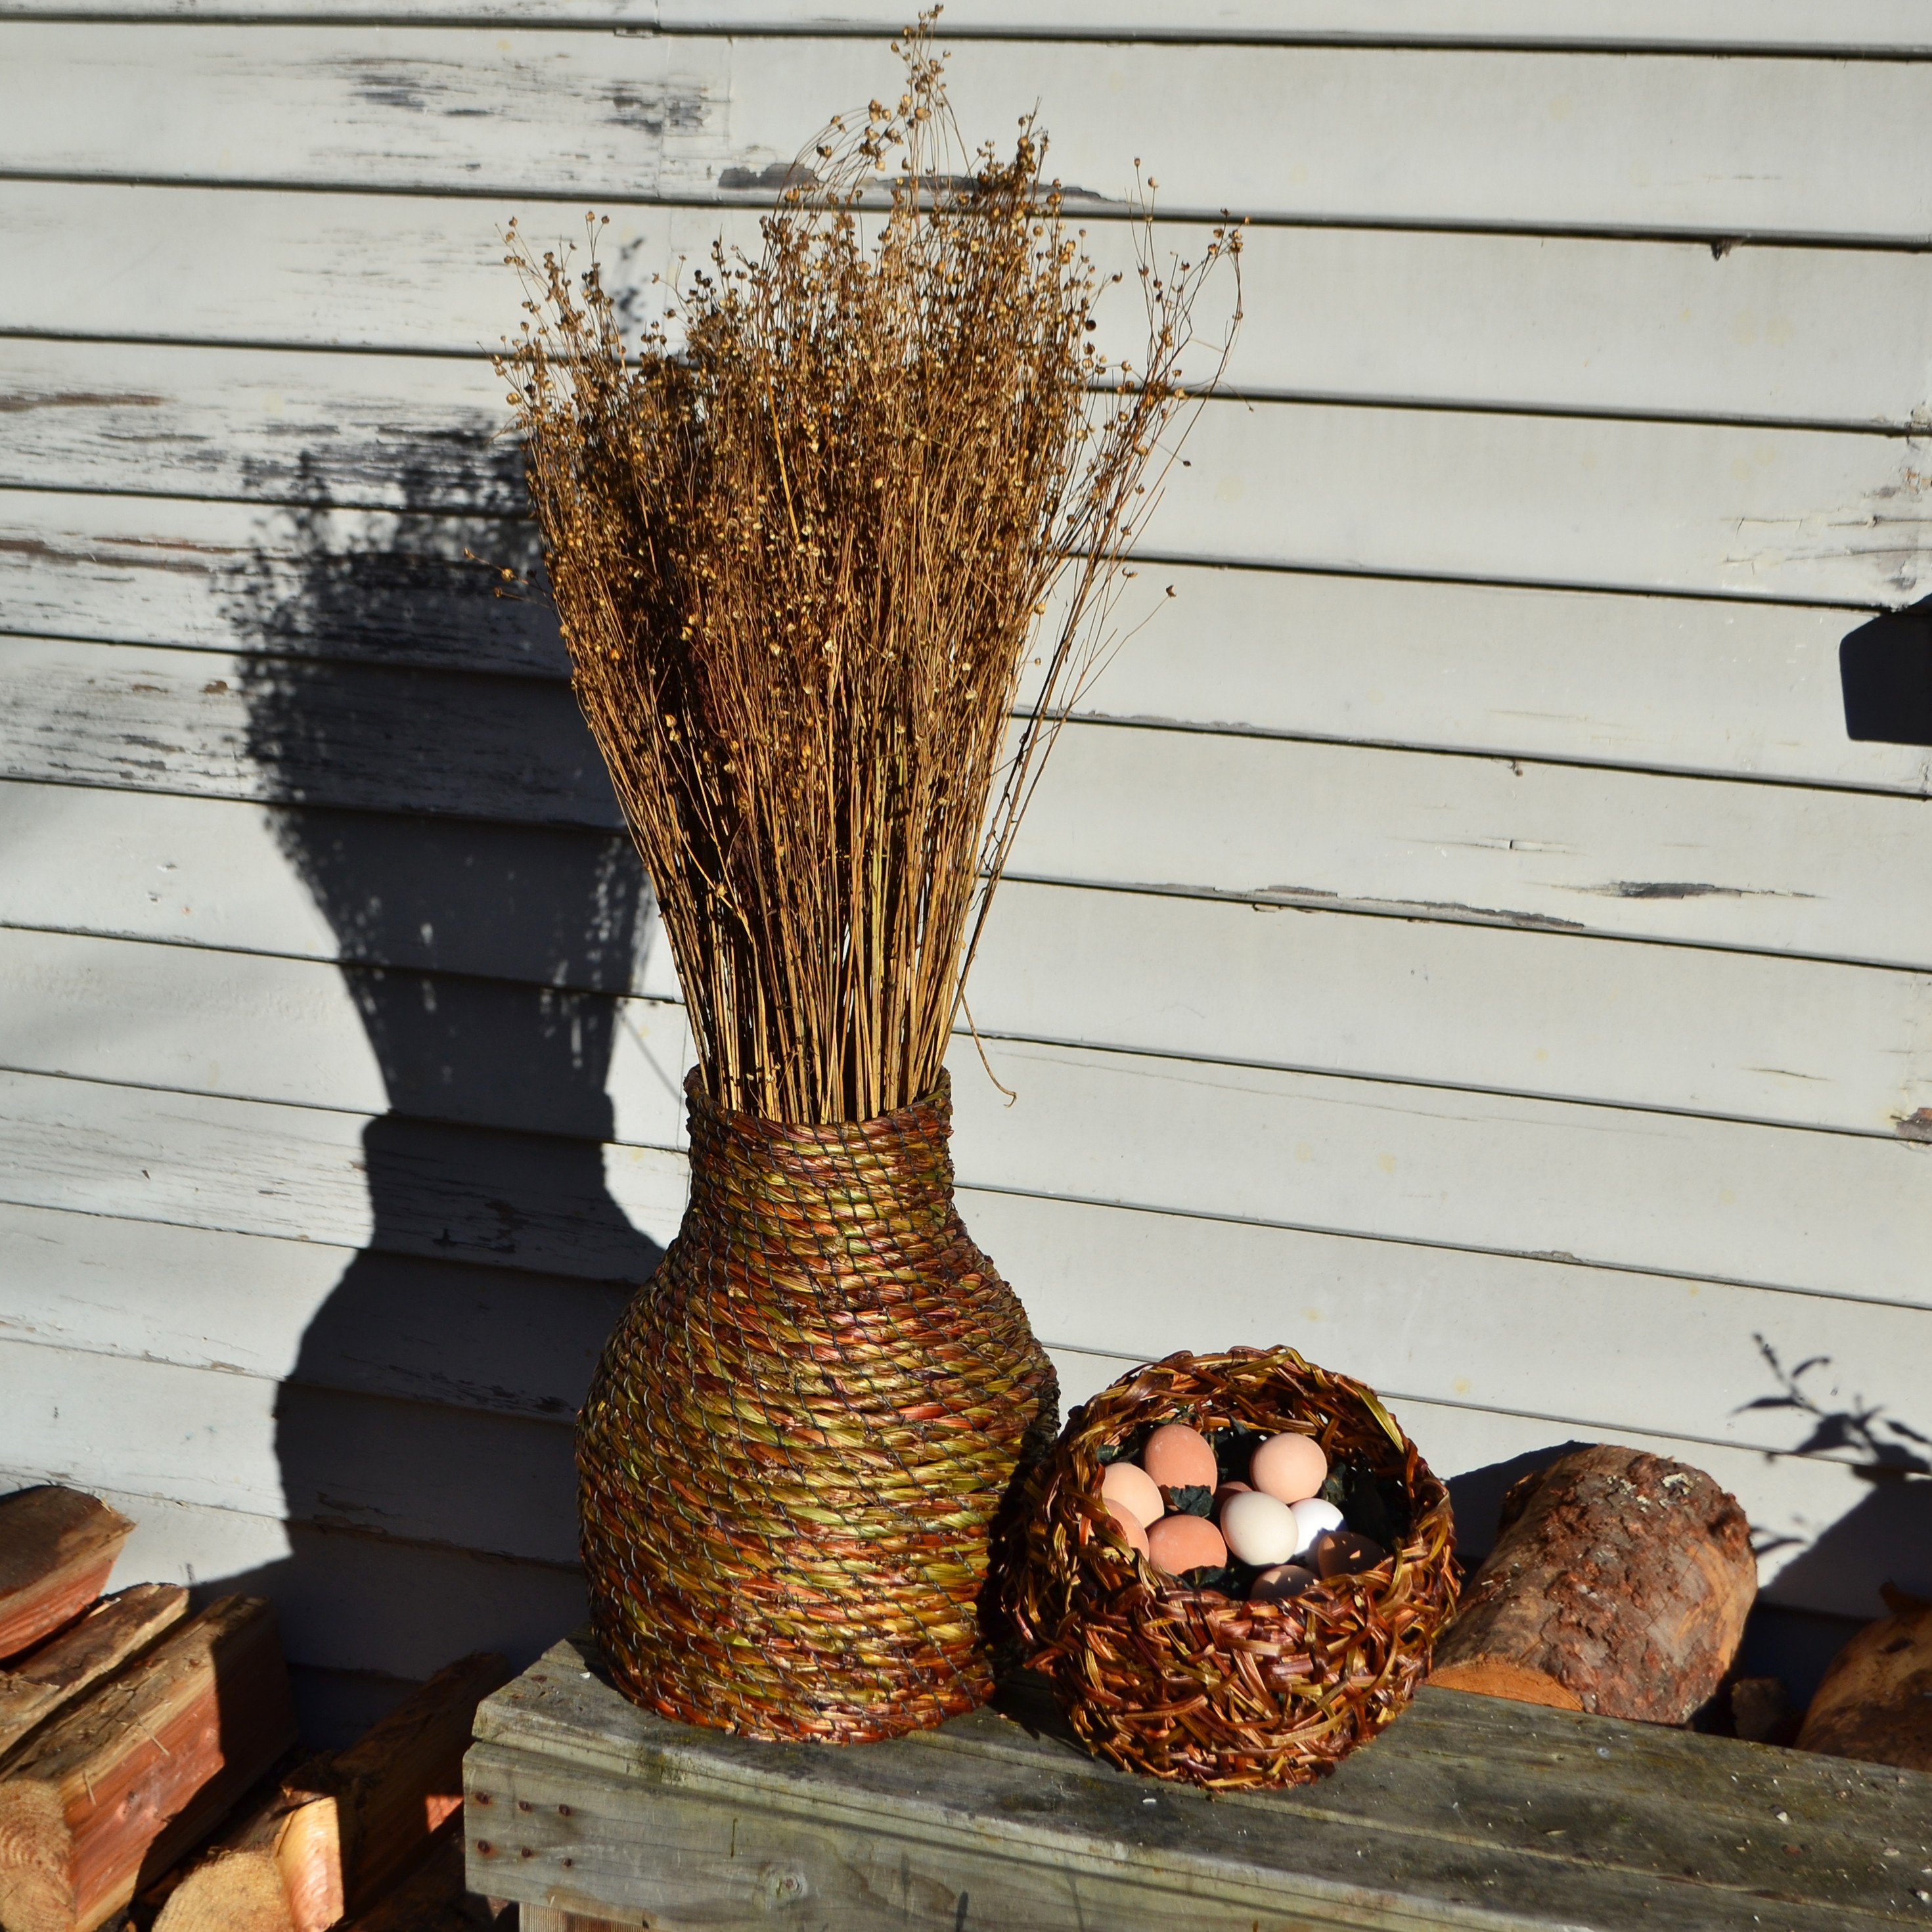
[1044,1346,1454,1619]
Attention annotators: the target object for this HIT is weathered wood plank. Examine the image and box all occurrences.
[5,1147,1931,1510]
[0,1583,189,1763]
[464,1640,1932,1931]
[0,784,647,992]
[4,345,1927,604]
[11,646,1932,967]
[0,1470,589,1692]
[5,30,1932,244]
[1,1339,579,1565]
[10,494,1921,795]
[6,1023,1932,1311]
[9,897,1932,1150]
[1,3,1929,54]
[12,182,1932,428]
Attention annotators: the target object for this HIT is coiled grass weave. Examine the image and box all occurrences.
[578,1069,1059,1742]
[1000,1348,1457,1787]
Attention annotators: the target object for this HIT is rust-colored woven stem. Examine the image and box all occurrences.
[1000,1349,1458,1789]
[577,1069,1058,1742]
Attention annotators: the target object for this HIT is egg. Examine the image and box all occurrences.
[1314,1529,1387,1579]
[1218,1490,1302,1567]
[1100,1460,1165,1530]
[1104,1500,1151,1558]
[1248,1563,1316,1604]
[1249,1432,1328,1506]
[1146,1512,1228,1577]
[1142,1423,1219,1493]
[1289,1496,1345,1556]
[1213,1481,1252,1516]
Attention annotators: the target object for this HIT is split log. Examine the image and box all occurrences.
[0,1584,189,1761]
[1430,1444,1755,1722]
[0,1490,135,1663]
[0,1595,297,1932]
[1796,1586,1932,1771]
[150,1651,509,1932]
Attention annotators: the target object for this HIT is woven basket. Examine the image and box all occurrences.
[577,1069,1059,1743]
[999,1348,1457,1788]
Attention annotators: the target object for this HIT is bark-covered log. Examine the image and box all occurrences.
[1796,1587,1932,1771]
[0,1596,296,1932]
[0,1584,188,1762]
[0,1490,135,1663]
[1430,1444,1756,1722]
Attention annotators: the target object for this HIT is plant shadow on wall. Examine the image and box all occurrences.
[1734,1335,1932,1613]
[213,450,669,1738]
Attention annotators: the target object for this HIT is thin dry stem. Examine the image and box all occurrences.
[501,17,1239,1123]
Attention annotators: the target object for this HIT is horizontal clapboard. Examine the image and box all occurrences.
[4,30,1932,244]
[10,1191,1929,1489]
[1,5,1927,56]
[4,499,1912,796]
[7,906,1932,1144]
[7,1468,589,1689]
[5,345,1927,605]
[7,665,1932,970]
[5,1205,1921,1621]
[3,1041,1930,1311]
[11,182,1932,429]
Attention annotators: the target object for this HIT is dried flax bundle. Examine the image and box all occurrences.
[503,26,1240,1124]
[503,24,1240,1741]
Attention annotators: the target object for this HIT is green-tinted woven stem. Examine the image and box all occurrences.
[577,1069,1059,1743]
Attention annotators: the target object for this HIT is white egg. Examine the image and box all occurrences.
[1289,1497,1345,1558]
[1218,1490,1301,1567]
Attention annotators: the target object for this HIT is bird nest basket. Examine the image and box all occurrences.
[577,1069,1059,1745]
[999,1349,1457,1789]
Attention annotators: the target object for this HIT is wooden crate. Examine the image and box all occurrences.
[464,1636,1932,1932]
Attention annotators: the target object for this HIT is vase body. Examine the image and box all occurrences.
[577,1069,1058,1742]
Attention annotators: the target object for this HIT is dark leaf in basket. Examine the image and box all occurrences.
[1164,1483,1215,1518]
[1178,1562,1238,1594]
[1207,1424,1266,1484]
[1094,1439,1125,1466]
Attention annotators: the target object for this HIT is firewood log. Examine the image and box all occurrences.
[0,1491,135,1663]
[0,1596,296,1932]
[1429,1444,1756,1722]
[0,1584,189,1761]
[1796,1586,1932,1771]
[149,1652,510,1932]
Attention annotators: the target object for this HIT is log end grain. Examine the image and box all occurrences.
[0,1780,72,1932]
[149,1850,296,1932]
[1797,1602,1932,1772]
[1425,1657,1584,1711]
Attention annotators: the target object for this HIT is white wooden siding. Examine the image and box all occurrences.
[3,8,1930,1735]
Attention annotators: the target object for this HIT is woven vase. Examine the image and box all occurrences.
[577,1069,1059,1743]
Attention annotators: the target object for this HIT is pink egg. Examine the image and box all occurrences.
[1104,1500,1150,1558]
[1142,1423,1219,1493]
[1100,1460,1165,1531]
[1146,1513,1228,1577]
[1248,1563,1316,1604]
[1249,1432,1328,1506]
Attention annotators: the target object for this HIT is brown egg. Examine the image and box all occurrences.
[1248,1563,1316,1604]
[1142,1422,1219,1493]
[1314,1529,1388,1579]
[1249,1431,1328,1506]
[1100,1460,1165,1530]
[1146,1512,1227,1577]
[1105,1500,1150,1558]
